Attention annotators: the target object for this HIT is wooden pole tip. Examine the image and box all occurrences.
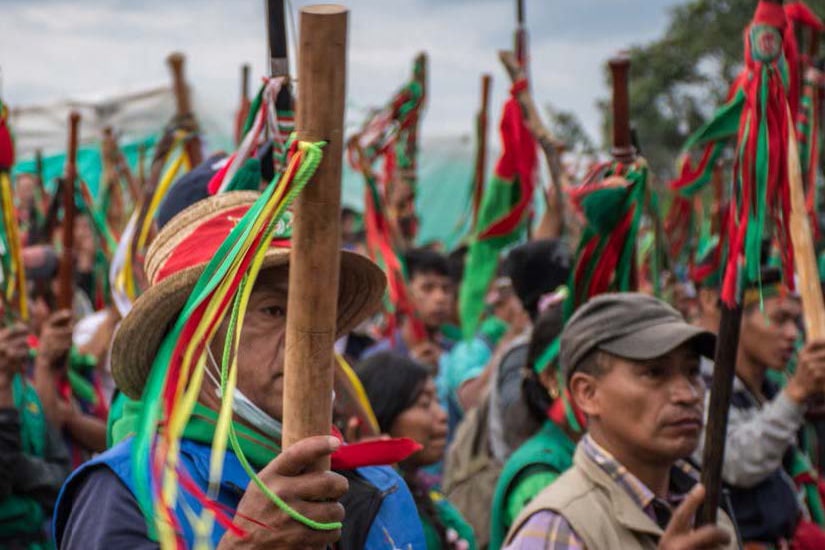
[609,52,631,70]
[69,111,81,125]
[300,4,348,15]
[167,52,185,68]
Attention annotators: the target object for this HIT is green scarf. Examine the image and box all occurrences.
[110,396,280,470]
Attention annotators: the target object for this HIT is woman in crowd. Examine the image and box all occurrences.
[357,351,477,550]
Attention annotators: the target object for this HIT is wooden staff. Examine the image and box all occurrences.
[57,112,80,311]
[608,54,638,290]
[166,52,202,166]
[282,5,348,462]
[235,63,252,145]
[267,0,293,112]
[514,0,527,67]
[471,74,492,231]
[499,51,566,235]
[106,128,140,205]
[697,301,743,525]
[34,149,45,197]
[608,54,636,164]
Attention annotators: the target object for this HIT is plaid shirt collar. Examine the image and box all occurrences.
[582,435,698,521]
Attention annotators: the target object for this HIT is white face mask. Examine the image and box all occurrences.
[204,347,283,440]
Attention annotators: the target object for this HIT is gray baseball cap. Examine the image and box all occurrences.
[560,293,716,381]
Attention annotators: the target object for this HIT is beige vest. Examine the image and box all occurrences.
[504,446,738,549]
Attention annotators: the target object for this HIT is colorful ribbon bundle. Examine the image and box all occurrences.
[565,158,647,317]
[133,139,324,548]
[668,1,825,303]
[720,1,795,305]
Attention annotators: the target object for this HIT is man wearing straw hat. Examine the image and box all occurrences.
[53,191,426,549]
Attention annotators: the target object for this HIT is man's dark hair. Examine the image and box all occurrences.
[404,248,450,281]
[503,239,571,320]
[523,305,565,423]
[575,350,609,379]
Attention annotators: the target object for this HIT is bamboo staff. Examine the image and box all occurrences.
[471,74,492,231]
[282,5,348,463]
[166,52,202,166]
[788,110,825,340]
[499,51,566,235]
[57,112,80,311]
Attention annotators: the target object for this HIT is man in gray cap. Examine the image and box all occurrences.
[504,293,737,550]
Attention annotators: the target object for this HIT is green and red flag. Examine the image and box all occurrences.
[459,80,538,339]
[564,158,647,317]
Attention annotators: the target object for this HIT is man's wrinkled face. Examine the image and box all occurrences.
[740,295,801,371]
[212,267,290,421]
[409,271,454,329]
[571,344,705,464]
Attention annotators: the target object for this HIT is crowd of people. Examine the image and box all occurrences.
[4,151,825,550]
[5,1,825,548]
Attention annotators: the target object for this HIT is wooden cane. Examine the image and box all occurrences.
[514,0,527,68]
[697,302,743,525]
[57,112,80,311]
[282,5,348,463]
[608,53,639,290]
[235,64,252,146]
[471,74,492,231]
[266,0,294,114]
[166,52,202,166]
[608,54,636,164]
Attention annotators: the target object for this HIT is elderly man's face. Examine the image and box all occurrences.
[571,343,705,464]
[211,266,290,421]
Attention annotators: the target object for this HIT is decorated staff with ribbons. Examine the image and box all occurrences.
[686,2,825,548]
[53,5,427,550]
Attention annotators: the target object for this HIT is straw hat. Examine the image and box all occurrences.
[112,191,386,399]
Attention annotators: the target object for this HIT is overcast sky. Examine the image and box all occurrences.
[0,0,683,148]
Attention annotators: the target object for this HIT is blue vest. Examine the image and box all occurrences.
[54,438,426,549]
